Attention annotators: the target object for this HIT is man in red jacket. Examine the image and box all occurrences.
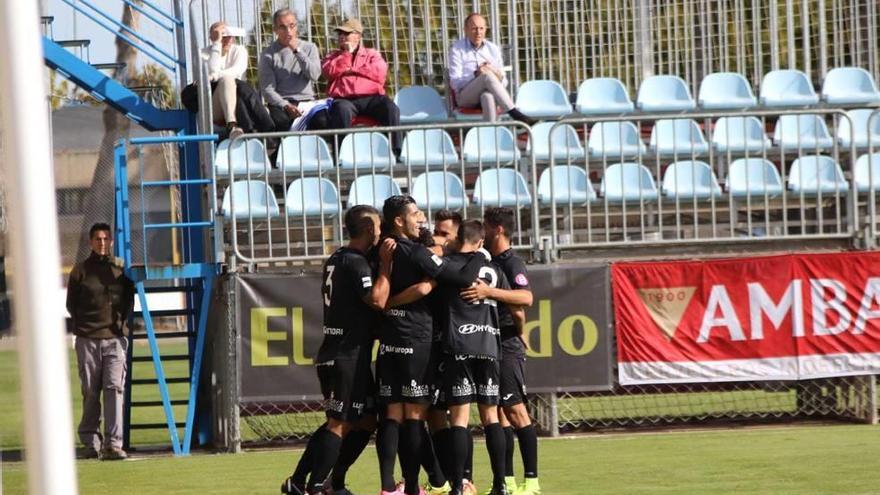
[322,19,400,147]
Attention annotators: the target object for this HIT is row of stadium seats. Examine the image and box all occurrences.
[215,112,880,176]
[220,153,880,219]
[394,67,880,122]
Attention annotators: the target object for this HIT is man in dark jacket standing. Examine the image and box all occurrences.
[66,223,134,460]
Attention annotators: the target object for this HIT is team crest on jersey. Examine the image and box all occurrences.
[515,273,529,286]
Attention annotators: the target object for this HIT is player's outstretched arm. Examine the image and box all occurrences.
[460,279,533,307]
[386,278,438,308]
[433,252,483,287]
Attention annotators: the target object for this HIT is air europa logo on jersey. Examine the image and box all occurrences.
[636,287,697,340]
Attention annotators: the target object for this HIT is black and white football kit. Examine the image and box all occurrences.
[435,252,510,406]
[377,236,483,404]
[317,247,378,422]
[492,249,531,407]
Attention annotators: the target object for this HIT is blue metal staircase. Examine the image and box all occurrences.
[43,3,220,455]
[42,37,189,131]
[114,135,218,455]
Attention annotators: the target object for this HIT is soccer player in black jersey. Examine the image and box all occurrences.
[460,208,540,495]
[281,205,394,495]
[435,220,512,495]
[376,196,483,495]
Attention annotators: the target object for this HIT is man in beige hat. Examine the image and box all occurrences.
[322,18,400,150]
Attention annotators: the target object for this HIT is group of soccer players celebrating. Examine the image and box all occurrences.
[281,196,540,495]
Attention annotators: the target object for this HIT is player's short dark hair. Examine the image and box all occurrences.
[382,195,416,227]
[418,226,435,247]
[345,205,379,239]
[89,222,112,240]
[458,219,484,245]
[433,209,462,226]
[483,207,515,239]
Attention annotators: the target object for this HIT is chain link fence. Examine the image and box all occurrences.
[235,376,877,445]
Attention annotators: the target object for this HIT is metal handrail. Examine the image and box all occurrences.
[58,0,183,73]
[222,121,537,266]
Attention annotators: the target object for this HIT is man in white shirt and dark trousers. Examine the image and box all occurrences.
[447,13,534,124]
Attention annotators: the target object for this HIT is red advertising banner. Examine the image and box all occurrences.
[612,252,880,384]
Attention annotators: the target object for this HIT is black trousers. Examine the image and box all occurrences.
[328,95,401,150]
[268,102,329,132]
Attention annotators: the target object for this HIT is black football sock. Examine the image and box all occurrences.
[432,427,453,481]
[463,428,474,482]
[331,428,372,489]
[291,423,326,486]
[448,426,469,491]
[401,419,424,495]
[377,419,400,491]
[503,426,516,477]
[484,422,507,488]
[516,424,538,478]
[305,428,342,494]
[420,424,447,487]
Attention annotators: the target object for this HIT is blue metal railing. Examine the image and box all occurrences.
[58,0,184,73]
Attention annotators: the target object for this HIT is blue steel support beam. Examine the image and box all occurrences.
[43,37,189,132]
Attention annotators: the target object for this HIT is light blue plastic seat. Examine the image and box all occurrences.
[712,116,772,153]
[838,109,880,149]
[854,153,880,193]
[788,156,848,195]
[599,163,659,202]
[698,72,757,109]
[530,122,585,162]
[537,165,596,205]
[400,129,459,168]
[575,77,634,115]
[473,168,533,207]
[726,158,784,198]
[588,121,646,159]
[286,177,340,217]
[636,75,696,111]
[394,85,449,123]
[649,119,711,155]
[463,126,521,165]
[276,135,334,172]
[760,69,819,106]
[215,138,271,176]
[821,67,880,105]
[412,171,468,211]
[338,132,395,170]
[773,115,836,150]
[220,180,279,219]
[515,80,572,119]
[662,161,722,200]
[348,174,402,209]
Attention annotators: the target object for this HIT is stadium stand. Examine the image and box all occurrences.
[698,72,758,109]
[661,160,723,200]
[514,79,572,119]
[537,165,596,205]
[636,75,696,111]
[276,135,335,172]
[221,180,279,218]
[394,85,449,123]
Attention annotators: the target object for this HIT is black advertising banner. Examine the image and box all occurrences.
[237,264,612,402]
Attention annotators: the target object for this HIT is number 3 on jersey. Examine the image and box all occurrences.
[323,265,335,307]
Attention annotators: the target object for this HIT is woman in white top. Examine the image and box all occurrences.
[201,21,249,139]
